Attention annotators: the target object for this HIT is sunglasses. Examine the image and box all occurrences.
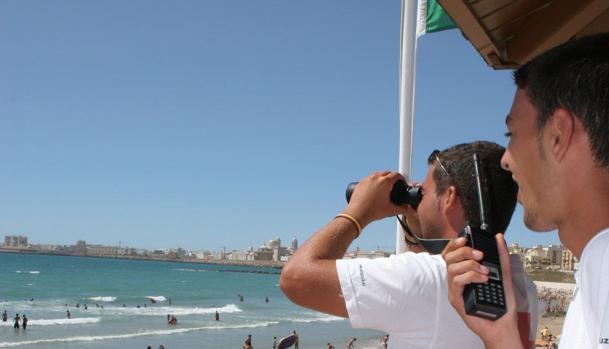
[428,149,452,181]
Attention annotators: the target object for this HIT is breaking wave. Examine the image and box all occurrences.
[0,321,278,347]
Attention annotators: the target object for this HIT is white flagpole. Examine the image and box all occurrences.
[396,0,418,254]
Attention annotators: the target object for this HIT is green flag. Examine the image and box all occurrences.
[416,0,457,37]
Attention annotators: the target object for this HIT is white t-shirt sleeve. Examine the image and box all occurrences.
[336,253,445,333]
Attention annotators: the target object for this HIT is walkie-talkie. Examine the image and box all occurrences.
[459,154,506,320]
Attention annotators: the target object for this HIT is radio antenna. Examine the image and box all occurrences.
[473,153,489,231]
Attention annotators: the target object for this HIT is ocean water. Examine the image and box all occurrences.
[0,253,382,348]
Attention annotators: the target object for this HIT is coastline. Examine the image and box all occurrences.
[0,249,284,269]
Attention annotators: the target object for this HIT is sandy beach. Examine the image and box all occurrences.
[537,315,564,340]
[534,281,574,345]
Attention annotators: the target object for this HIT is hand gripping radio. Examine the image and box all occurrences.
[459,153,506,320]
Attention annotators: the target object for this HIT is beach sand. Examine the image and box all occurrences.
[537,314,565,339]
[534,281,573,345]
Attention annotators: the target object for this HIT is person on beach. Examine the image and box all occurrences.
[2,310,7,322]
[443,33,609,349]
[272,336,277,349]
[215,310,219,321]
[346,337,356,349]
[380,334,389,349]
[280,141,538,348]
[292,330,299,349]
[22,314,28,330]
[243,334,253,349]
[13,313,20,329]
[540,326,549,340]
[66,310,71,319]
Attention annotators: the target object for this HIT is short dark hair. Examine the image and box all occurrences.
[429,141,517,234]
[514,32,609,168]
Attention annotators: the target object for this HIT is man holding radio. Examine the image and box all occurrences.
[280,141,538,348]
[444,33,609,348]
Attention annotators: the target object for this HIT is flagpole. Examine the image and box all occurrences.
[396,0,418,254]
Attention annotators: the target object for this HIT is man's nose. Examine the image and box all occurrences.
[500,150,511,172]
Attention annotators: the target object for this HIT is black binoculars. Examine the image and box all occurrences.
[345,180,422,209]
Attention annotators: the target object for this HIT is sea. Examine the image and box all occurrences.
[0,253,383,348]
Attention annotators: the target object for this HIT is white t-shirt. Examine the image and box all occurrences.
[336,252,538,349]
[559,228,609,348]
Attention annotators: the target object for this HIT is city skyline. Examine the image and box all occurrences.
[2,233,577,279]
[0,1,561,251]
[3,233,565,256]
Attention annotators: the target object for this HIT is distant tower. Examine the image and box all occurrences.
[267,238,280,249]
[290,238,298,251]
[75,240,87,255]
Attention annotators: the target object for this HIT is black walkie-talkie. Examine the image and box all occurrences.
[459,154,506,320]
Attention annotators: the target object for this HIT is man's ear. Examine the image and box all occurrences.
[547,108,575,161]
[442,185,465,232]
[442,186,461,212]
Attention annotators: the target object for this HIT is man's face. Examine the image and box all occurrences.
[501,89,557,232]
[415,164,448,239]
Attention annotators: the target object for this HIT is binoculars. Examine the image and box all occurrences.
[345,180,422,209]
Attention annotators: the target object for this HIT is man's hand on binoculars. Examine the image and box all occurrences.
[343,171,410,228]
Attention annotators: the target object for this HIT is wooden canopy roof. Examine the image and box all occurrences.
[438,0,609,69]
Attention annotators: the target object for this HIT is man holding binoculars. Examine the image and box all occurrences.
[280,141,537,348]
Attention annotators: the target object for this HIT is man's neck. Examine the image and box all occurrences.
[558,176,609,259]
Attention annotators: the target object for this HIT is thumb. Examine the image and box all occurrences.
[496,234,515,312]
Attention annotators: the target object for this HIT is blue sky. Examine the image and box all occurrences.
[0,0,560,251]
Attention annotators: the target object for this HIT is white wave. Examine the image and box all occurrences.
[88,296,116,302]
[101,303,241,316]
[146,296,167,302]
[0,321,278,347]
[14,271,40,274]
[289,315,344,323]
[0,318,99,327]
[172,268,199,272]
[31,317,100,326]
[171,268,213,273]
